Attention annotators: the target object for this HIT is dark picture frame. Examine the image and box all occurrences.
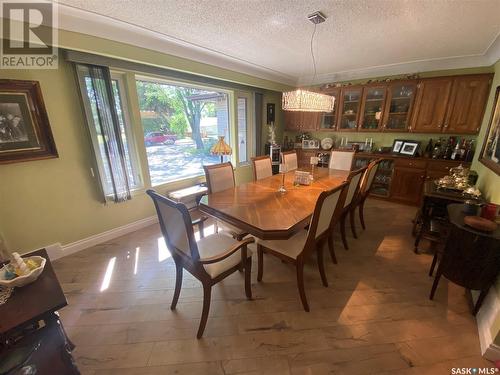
[400,141,420,157]
[391,139,405,153]
[0,79,57,164]
[479,86,500,175]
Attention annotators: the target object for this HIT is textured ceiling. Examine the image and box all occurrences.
[55,0,500,85]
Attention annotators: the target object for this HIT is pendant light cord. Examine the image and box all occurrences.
[310,23,318,86]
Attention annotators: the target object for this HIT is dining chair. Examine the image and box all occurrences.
[203,162,249,240]
[146,189,254,338]
[352,159,382,232]
[338,167,367,250]
[329,150,355,171]
[256,182,348,312]
[281,150,298,171]
[251,155,273,181]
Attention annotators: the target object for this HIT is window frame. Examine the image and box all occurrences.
[235,91,255,166]
[76,67,144,199]
[134,74,245,187]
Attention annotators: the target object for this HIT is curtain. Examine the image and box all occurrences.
[254,92,263,155]
[82,64,131,203]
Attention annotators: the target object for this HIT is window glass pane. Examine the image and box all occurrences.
[81,74,140,195]
[136,79,230,186]
[237,97,247,163]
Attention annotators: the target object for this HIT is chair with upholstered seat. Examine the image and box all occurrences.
[352,159,382,232]
[203,162,249,240]
[256,182,348,312]
[147,189,254,338]
[329,150,355,171]
[281,150,298,171]
[251,155,273,181]
[337,167,367,251]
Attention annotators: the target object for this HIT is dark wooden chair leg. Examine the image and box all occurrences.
[257,244,264,282]
[473,289,488,316]
[244,256,252,299]
[429,252,438,277]
[171,263,183,310]
[296,262,309,312]
[317,246,328,287]
[327,235,337,264]
[429,269,442,300]
[359,201,366,230]
[414,231,422,254]
[340,213,349,250]
[350,208,357,239]
[197,284,212,339]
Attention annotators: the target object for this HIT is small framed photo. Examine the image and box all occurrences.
[391,139,404,153]
[400,141,420,157]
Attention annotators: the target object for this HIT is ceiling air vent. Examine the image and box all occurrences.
[307,11,327,24]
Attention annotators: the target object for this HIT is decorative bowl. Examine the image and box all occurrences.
[0,256,46,287]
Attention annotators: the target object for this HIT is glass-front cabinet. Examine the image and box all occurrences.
[383,81,416,131]
[338,87,362,131]
[353,157,394,197]
[319,88,339,131]
[359,86,387,131]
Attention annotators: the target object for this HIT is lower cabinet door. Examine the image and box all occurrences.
[390,167,426,205]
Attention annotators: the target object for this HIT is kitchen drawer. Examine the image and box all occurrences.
[394,158,427,169]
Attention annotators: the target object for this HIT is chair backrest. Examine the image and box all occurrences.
[343,167,367,208]
[360,159,382,196]
[251,156,273,181]
[204,162,235,194]
[281,150,298,171]
[146,190,200,261]
[329,150,355,171]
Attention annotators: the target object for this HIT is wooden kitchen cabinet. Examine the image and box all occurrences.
[444,74,492,134]
[338,86,363,131]
[411,77,453,133]
[284,111,321,131]
[359,85,387,131]
[390,166,426,205]
[383,81,417,132]
[319,88,339,131]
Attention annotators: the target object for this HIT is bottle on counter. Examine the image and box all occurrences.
[464,140,475,162]
[432,139,442,159]
[451,139,460,160]
[424,139,433,158]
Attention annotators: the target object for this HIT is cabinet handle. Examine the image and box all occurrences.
[443,124,448,129]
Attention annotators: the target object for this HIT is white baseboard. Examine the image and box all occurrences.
[45,215,158,261]
[474,289,500,361]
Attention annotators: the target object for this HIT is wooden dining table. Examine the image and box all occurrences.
[199,168,350,240]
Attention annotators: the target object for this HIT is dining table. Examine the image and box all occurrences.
[199,167,350,240]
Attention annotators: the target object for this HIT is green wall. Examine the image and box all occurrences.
[471,59,500,346]
[0,29,286,253]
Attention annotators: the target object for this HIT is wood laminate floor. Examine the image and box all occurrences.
[53,199,492,374]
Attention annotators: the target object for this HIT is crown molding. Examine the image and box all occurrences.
[54,3,296,86]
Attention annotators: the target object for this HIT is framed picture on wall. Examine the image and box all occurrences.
[479,86,500,175]
[0,80,58,164]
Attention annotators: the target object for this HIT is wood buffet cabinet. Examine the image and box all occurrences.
[285,74,492,135]
[296,148,469,206]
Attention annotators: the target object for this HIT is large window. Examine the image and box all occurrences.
[136,78,232,186]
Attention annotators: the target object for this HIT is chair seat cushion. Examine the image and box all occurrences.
[217,220,248,238]
[198,233,252,278]
[257,230,308,260]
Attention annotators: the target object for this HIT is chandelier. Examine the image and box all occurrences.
[282,11,334,113]
[282,89,334,112]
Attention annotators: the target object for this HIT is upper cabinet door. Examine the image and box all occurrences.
[319,88,339,131]
[338,87,362,131]
[300,111,321,131]
[359,85,387,131]
[284,111,300,131]
[382,81,417,132]
[444,75,492,134]
[411,78,453,133]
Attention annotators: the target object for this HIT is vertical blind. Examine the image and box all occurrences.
[76,64,131,203]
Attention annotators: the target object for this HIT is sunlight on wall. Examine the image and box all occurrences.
[134,247,140,275]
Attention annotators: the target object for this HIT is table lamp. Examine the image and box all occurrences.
[210,136,232,163]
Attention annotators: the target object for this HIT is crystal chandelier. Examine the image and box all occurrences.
[282,89,334,112]
[282,11,334,113]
